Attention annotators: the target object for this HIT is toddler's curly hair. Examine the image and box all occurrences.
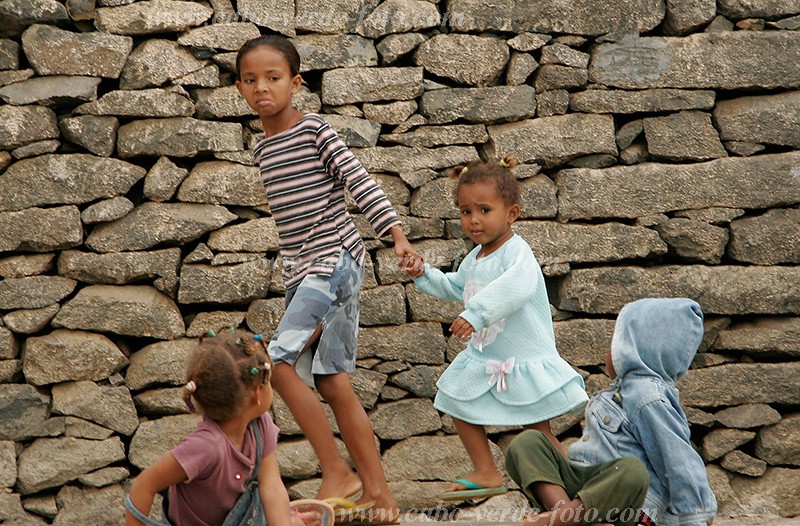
[449,155,520,206]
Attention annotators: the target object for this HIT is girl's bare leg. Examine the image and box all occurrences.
[446,418,504,491]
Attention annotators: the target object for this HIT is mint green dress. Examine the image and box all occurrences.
[413,235,587,425]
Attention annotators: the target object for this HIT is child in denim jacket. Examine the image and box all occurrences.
[506,298,716,526]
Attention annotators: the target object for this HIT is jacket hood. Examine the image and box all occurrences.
[611,297,704,382]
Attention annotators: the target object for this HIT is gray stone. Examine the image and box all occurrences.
[729,209,800,264]
[246,298,285,336]
[358,322,447,364]
[506,52,538,86]
[207,218,279,253]
[515,221,666,266]
[556,152,800,220]
[643,111,726,162]
[21,493,57,520]
[0,440,15,487]
[536,90,569,117]
[756,413,800,466]
[322,67,423,105]
[770,13,800,29]
[16,436,125,494]
[723,467,800,518]
[619,141,649,165]
[0,206,82,252]
[86,202,237,252]
[559,266,800,315]
[377,239,467,284]
[81,199,132,226]
[295,0,377,34]
[0,0,68,38]
[175,63,220,88]
[702,428,756,461]
[0,105,58,150]
[22,24,132,78]
[178,259,273,305]
[53,285,185,339]
[369,398,441,440]
[134,387,189,417]
[568,154,616,169]
[447,0,664,35]
[655,218,729,264]
[184,243,214,264]
[391,365,445,398]
[507,33,551,52]
[383,124,487,149]
[589,32,800,90]
[0,276,76,310]
[178,162,268,208]
[0,75,100,106]
[3,304,59,334]
[194,85,256,119]
[11,139,59,160]
[617,120,644,151]
[541,44,589,69]
[705,14,735,31]
[0,154,144,212]
[406,282,463,323]
[59,115,118,157]
[662,0,716,35]
[415,34,508,87]
[570,89,715,114]
[408,177,455,219]
[0,385,50,441]
[725,141,765,157]
[714,404,782,430]
[354,145,477,174]
[360,284,406,326]
[398,216,444,240]
[65,417,114,440]
[485,114,616,168]
[277,439,322,478]
[383,434,504,481]
[686,407,716,427]
[294,34,378,73]
[718,0,800,19]
[51,381,138,436]
[0,492,30,523]
[187,311,247,337]
[721,450,767,477]
[0,68,33,87]
[177,22,260,51]
[376,33,426,65]
[351,368,388,409]
[75,88,195,118]
[699,316,732,353]
[420,85,536,124]
[23,330,127,386]
[77,467,129,488]
[680,363,800,407]
[553,318,616,367]
[363,101,417,125]
[144,157,189,202]
[120,39,209,90]
[326,115,381,148]
[0,254,54,279]
[237,0,294,36]
[95,0,212,35]
[58,248,179,296]
[713,317,800,358]
[534,64,588,93]
[118,117,242,158]
[356,0,439,38]
[125,338,197,391]
[128,414,202,469]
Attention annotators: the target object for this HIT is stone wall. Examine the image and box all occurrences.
[1,0,799,524]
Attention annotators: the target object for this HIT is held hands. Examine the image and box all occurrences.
[449,316,475,339]
[391,225,424,277]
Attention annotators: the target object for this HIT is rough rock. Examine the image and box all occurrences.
[58,248,179,292]
[128,414,202,469]
[207,218,279,253]
[95,0,212,35]
[654,218,729,264]
[353,145,477,174]
[51,381,138,436]
[11,139,59,159]
[0,384,50,441]
[507,33,551,52]
[721,450,767,477]
[420,85,536,124]
[536,90,569,117]
[0,206,82,252]
[553,318,616,367]
[534,64,588,93]
[178,259,273,305]
[0,440,15,488]
[391,365,445,398]
[755,413,800,466]
[245,298,285,336]
[643,111,726,162]
[53,284,185,339]
[119,39,208,90]
[358,322,447,364]
[293,34,378,73]
[506,52,538,85]
[0,68,33,86]
[0,74,100,106]
[383,124,487,148]
[75,88,195,118]
[59,115,119,157]
[673,207,745,225]
[52,485,124,524]
[406,282,463,323]
[702,428,756,461]
[360,284,406,326]
[321,67,423,105]
[356,0,439,38]
[716,91,800,148]
[714,404,783,430]
[559,266,800,315]
[193,85,256,119]
[0,276,76,310]
[662,0,716,35]
[23,330,127,386]
[0,254,53,279]
[177,22,260,51]
[125,338,198,391]
[0,0,69,38]
[134,387,189,417]
[718,0,800,19]
[3,304,60,334]
[294,0,379,36]
[723,467,800,518]
[21,24,132,78]
[680,363,800,407]
[326,115,381,148]
[80,196,133,224]
[541,44,589,68]
[383,434,504,481]
[118,117,242,158]
[369,398,441,440]
[713,318,800,358]
[363,101,417,125]
[85,202,237,252]
[589,32,800,90]
[485,114,616,167]
[144,157,189,202]
[376,33,426,65]
[16,436,125,494]
[415,34,508,87]
[351,368,388,409]
[0,104,58,150]
[729,209,800,264]
[237,0,294,36]
[65,417,114,441]
[570,89,715,114]
[556,152,800,220]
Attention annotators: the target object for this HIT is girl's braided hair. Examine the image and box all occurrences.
[449,155,521,206]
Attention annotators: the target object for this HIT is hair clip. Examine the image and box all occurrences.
[264,362,271,371]
[228,327,235,333]
[186,381,197,393]
[460,166,468,175]
[207,330,216,337]
[250,366,260,375]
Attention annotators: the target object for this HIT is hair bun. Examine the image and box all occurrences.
[499,155,518,169]
[449,165,468,179]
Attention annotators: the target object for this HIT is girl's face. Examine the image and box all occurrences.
[236,45,302,121]
[457,181,520,256]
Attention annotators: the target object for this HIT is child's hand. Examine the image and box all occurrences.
[450,317,475,339]
[402,253,425,278]
[291,508,321,526]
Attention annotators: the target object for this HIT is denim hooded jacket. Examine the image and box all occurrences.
[568,298,717,526]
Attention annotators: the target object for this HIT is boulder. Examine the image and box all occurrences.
[643,111,727,162]
[237,0,294,36]
[51,381,138,436]
[714,91,800,148]
[714,404,783,430]
[369,398,441,440]
[23,330,127,386]
[0,0,68,38]
[721,450,767,477]
[420,85,536,124]
[729,209,800,264]
[755,413,800,466]
[293,34,378,72]
[383,434,504,481]
[60,115,119,157]
[723,467,800,518]
[353,145,478,174]
[0,276,76,310]
[95,0,212,34]
[355,0,440,38]
[117,117,243,158]
[177,22,260,51]
[553,318,615,367]
[0,104,58,150]
[702,428,756,461]
[128,414,202,469]
[321,67,423,105]
[712,318,800,358]
[125,338,198,391]
[53,484,126,525]
[3,304,60,334]
[178,161,270,206]
[75,88,195,118]
[415,34,508,86]
[360,284,406,326]
[0,206,82,252]
[680,363,800,407]
[570,89,715,114]
[178,259,273,304]
[120,39,209,89]
[0,384,50,441]
[654,218,729,264]
[662,0,716,35]
[0,74,100,106]
[405,282,463,323]
[144,157,190,202]
[358,322,447,364]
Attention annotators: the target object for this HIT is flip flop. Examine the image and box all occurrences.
[323,498,376,523]
[436,478,508,501]
[290,499,336,526]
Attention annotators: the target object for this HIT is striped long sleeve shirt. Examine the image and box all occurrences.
[253,113,401,289]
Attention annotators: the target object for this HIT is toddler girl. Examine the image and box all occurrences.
[405,157,588,501]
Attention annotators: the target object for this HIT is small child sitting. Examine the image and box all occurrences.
[506,298,717,526]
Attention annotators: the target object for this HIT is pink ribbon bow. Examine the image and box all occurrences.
[485,357,515,392]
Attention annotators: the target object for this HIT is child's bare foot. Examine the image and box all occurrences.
[358,493,399,525]
[316,471,362,500]
[445,469,504,492]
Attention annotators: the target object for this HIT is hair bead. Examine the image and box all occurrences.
[251,366,260,375]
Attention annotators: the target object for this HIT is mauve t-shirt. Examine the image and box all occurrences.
[167,413,279,526]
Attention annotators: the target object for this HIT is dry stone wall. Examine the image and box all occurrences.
[0,0,799,523]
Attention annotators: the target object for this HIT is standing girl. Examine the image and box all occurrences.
[125,329,333,526]
[405,157,588,501]
[235,35,417,522]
